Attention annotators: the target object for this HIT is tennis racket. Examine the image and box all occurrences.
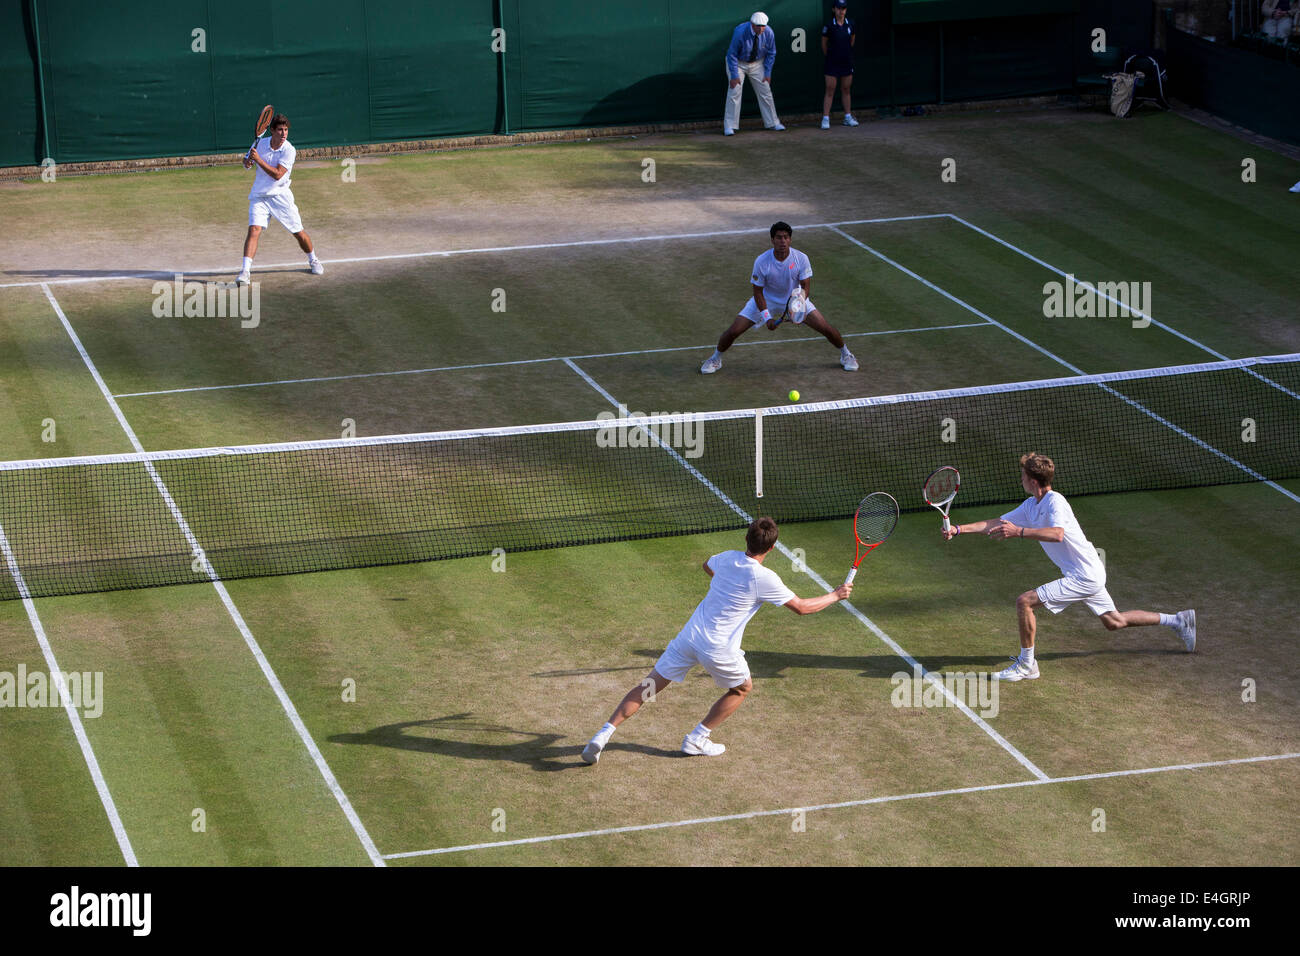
[768,287,807,329]
[245,104,274,162]
[923,465,960,534]
[845,491,899,583]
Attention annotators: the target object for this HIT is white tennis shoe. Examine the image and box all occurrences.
[581,737,605,765]
[1173,609,1196,652]
[820,116,831,130]
[682,734,725,756]
[769,123,786,131]
[840,348,859,371]
[995,656,1040,681]
[236,270,251,286]
[700,354,723,374]
[309,258,324,276]
[843,114,859,127]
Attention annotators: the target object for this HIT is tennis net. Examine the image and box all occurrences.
[2,353,1297,601]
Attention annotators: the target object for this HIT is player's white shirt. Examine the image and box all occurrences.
[249,137,296,198]
[1002,491,1106,585]
[751,248,813,303]
[677,550,797,657]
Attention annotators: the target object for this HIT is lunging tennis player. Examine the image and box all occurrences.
[943,453,1195,681]
[581,517,852,763]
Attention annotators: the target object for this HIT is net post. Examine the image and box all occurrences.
[754,408,763,498]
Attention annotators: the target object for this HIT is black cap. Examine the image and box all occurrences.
[833,1,846,6]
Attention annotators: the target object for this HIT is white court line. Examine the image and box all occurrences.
[113,322,992,398]
[827,225,1088,374]
[384,751,1300,858]
[944,214,1300,402]
[40,284,387,867]
[0,522,139,867]
[826,227,1300,506]
[0,214,950,290]
[561,357,1048,782]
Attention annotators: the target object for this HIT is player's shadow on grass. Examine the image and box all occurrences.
[532,665,655,678]
[328,713,678,771]
[916,647,1183,671]
[5,268,184,281]
[610,646,1181,680]
[5,267,313,280]
[621,648,924,680]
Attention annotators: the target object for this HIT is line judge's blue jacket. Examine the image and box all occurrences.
[726,22,776,80]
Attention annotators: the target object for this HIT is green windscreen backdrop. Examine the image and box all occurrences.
[504,0,822,130]
[21,0,497,166]
[2,2,39,166]
[5,0,1112,166]
[1168,25,1300,147]
[893,0,1077,23]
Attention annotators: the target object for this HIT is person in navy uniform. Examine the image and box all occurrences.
[821,1,858,129]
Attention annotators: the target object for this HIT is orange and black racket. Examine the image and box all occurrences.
[845,492,899,584]
[245,104,274,162]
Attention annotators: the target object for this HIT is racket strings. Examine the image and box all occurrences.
[924,467,959,505]
[854,493,899,543]
[790,288,806,316]
[924,477,957,503]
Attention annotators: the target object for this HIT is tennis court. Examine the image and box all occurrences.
[2,106,1298,866]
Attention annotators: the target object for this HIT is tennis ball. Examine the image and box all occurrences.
[789,390,800,402]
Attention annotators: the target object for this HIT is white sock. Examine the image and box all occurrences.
[241,257,251,271]
[822,115,829,121]
[712,349,722,361]
[691,722,711,739]
[841,345,852,356]
[1021,646,1035,665]
[1159,613,1176,627]
[308,251,319,262]
[593,721,615,743]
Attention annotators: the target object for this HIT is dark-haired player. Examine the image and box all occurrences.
[943,452,1196,682]
[700,221,857,374]
[237,113,322,284]
[581,517,852,762]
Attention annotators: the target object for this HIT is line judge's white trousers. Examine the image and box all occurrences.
[724,59,780,131]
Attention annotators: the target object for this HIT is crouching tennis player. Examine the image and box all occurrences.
[582,517,852,762]
[943,452,1196,682]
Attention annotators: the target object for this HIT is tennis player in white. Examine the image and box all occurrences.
[700,221,858,374]
[236,113,322,284]
[581,517,852,762]
[942,452,1195,681]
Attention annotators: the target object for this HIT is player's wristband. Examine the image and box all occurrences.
[954,524,961,535]
[760,309,771,322]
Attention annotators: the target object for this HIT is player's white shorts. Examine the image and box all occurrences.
[1036,576,1117,616]
[654,636,751,689]
[248,192,304,233]
[740,295,818,325]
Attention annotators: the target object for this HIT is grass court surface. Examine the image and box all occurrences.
[1,105,1297,865]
